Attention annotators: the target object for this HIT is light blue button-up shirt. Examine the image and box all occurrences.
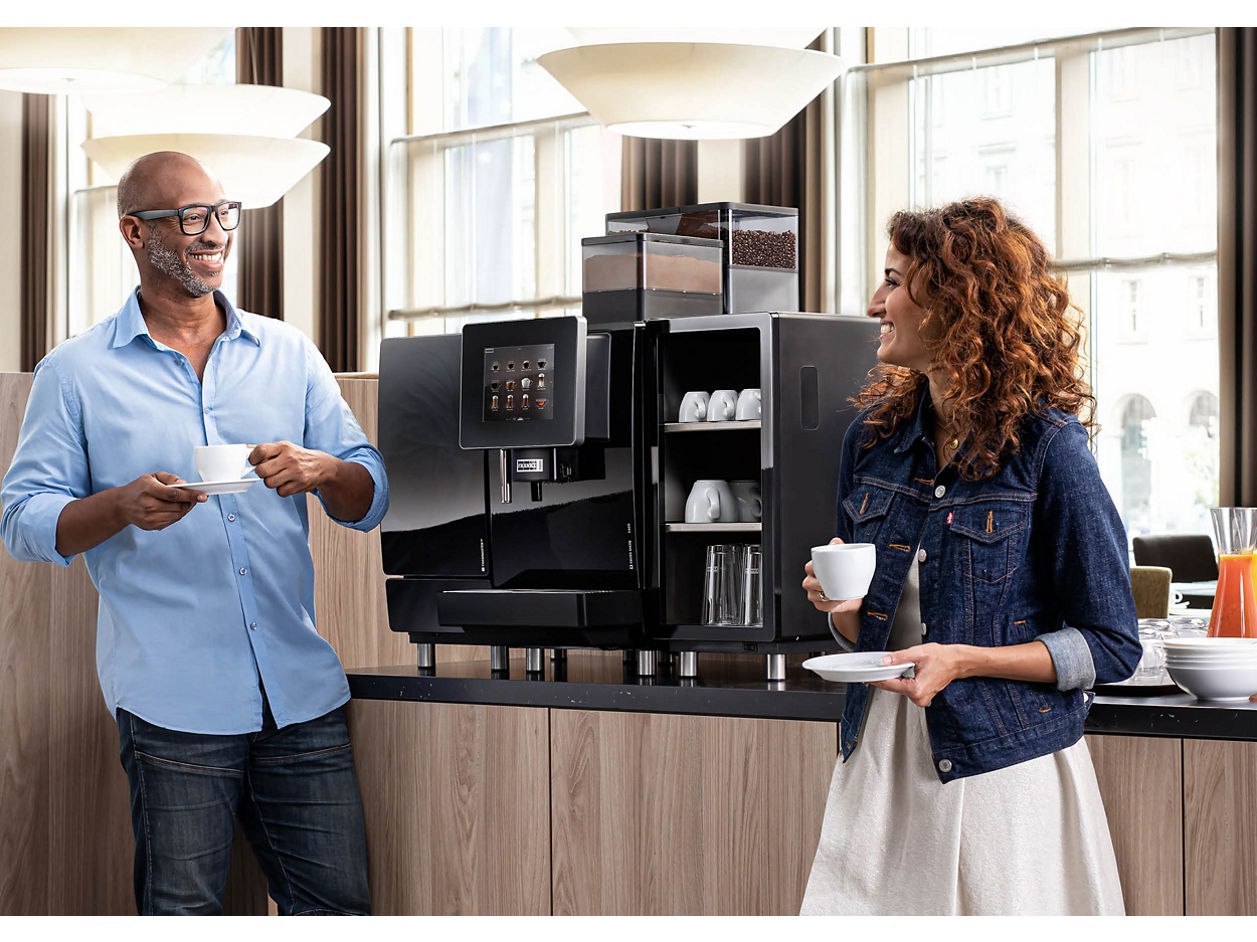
[1,289,389,734]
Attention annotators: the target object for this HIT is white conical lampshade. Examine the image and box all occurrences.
[0,27,230,94]
[82,133,330,209]
[538,42,843,140]
[82,84,330,139]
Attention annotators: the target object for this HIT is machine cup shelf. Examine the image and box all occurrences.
[664,420,761,433]
[664,522,762,533]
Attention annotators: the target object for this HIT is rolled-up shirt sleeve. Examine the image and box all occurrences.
[1,356,87,567]
[301,338,389,531]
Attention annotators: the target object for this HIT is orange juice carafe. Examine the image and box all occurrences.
[1207,507,1257,638]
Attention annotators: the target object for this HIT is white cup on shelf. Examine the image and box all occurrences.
[707,389,738,422]
[735,388,761,421]
[685,479,736,523]
[678,390,710,423]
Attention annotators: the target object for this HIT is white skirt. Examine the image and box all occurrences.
[800,561,1125,916]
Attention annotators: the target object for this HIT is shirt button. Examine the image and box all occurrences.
[203,407,210,414]
[249,621,258,630]
[238,567,248,576]
[227,513,236,522]
[934,484,946,498]
[917,548,927,563]
[938,759,953,773]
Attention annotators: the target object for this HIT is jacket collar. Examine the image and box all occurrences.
[111,287,260,350]
[891,384,937,455]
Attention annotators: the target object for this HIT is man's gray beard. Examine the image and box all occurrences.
[146,228,217,298]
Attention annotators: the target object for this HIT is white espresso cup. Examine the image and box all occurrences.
[194,443,254,483]
[678,390,710,423]
[735,387,762,421]
[707,389,739,422]
[685,479,736,523]
[810,542,877,601]
[729,480,762,522]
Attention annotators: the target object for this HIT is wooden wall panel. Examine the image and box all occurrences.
[0,372,51,915]
[1184,739,1257,915]
[550,710,835,915]
[1086,734,1184,916]
[346,699,550,915]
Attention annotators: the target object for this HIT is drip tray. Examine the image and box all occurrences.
[437,588,646,646]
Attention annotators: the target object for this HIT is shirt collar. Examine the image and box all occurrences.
[892,384,937,455]
[110,287,261,349]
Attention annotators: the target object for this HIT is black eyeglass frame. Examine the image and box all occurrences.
[130,200,243,236]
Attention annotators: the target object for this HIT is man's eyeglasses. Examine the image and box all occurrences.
[130,201,242,236]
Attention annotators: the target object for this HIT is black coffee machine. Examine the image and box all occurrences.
[379,203,878,679]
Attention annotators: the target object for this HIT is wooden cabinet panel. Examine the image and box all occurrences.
[1086,734,1184,915]
[550,710,836,915]
[1185,739,1257,915]
[347,700,550,915]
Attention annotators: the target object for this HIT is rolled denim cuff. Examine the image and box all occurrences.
[1038,626,1096,691]
[827,612,856,652]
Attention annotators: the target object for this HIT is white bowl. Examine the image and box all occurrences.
[1165,662,1257,701]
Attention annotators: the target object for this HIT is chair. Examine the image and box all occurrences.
[1131,534,1219,582]
[1129,566,1173,619]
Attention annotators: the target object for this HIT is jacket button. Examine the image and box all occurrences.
[917,548,927,563]
[921,623,928,636]
[934,485,946,498]
[938,759,953,773]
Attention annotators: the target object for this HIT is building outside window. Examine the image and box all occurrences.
[845,27,1219,540]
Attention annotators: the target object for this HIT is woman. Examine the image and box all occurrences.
[799,198,1140,916]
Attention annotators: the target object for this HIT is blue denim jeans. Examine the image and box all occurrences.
[116,700,370,915]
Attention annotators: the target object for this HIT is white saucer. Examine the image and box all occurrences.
[172,476,258,496]
[803,651,916,684]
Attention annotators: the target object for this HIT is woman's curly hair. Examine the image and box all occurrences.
[855,197,1095,480]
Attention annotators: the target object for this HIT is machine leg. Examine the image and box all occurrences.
[525,647,544,674]
[766,653,786,682]
[416,643,435,670]
[678,651,698,678]
[637,649,658,676]
[490,645,510,673]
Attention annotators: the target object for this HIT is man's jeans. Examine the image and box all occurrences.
[116,702,370,915]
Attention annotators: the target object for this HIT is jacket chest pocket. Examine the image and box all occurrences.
[948,499,1028,585]
[842,485,895,543]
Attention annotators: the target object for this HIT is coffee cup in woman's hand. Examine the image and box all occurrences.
[811,541,876,601]
[803,538,869,612]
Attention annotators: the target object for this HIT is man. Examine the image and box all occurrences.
[1,151,387,915]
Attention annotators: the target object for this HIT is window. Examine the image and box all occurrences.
[384,28,622,341]
[846,28,1219,539]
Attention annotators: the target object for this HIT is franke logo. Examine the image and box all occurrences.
[515,458,545,473]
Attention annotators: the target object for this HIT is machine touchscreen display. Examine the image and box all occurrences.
[482,343,554,422]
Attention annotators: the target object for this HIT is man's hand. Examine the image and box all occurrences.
[250,441,332,497]
[113,472,204,531]
[55,471,204,557]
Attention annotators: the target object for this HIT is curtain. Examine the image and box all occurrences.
[20,94,50,371]
[1218,28,1257,506]
[235,27,284,320]
[620,138,698,212]
[742,36,828,313]
[318,27,361,372]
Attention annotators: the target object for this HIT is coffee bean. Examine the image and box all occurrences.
[731,229,797,269]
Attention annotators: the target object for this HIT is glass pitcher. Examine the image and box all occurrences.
[1208,507,1257,638]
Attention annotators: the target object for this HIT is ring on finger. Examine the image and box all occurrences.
[817,591,830,602]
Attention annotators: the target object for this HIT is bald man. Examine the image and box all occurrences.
[2,152,386,915]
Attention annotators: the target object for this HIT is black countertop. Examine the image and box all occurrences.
[347,652,1257,742]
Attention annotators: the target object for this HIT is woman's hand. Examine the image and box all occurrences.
[802,537,864,615]
[871,643,971,708]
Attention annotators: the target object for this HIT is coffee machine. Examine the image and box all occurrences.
[379,203,878,678]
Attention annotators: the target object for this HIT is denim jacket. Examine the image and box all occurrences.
[833,392,1140,782]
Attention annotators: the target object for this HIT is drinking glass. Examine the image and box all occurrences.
[1208,507,1257,638]
[740,544,763,627]
[702,544,743,626]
